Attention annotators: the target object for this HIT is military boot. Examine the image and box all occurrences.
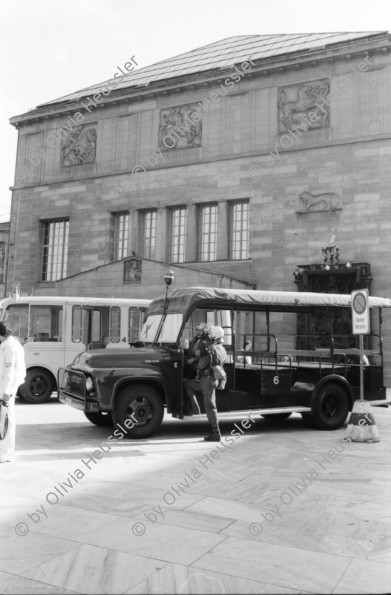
[204,423,221,442]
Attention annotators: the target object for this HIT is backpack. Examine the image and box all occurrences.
[212,364,227,390]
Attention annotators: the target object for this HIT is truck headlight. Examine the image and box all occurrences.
[85,377,94,392]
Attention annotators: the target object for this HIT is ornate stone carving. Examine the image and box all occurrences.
[278,79,330,132]
[159,104,202,151]
[60,124,97,167]
[293,262,373,350]
[123,258,142,283]
[298,191,341,213]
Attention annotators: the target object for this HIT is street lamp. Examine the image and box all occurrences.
[163,269,175,313]
[164,269,175,288]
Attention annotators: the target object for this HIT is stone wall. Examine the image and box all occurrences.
[8,46,391,384]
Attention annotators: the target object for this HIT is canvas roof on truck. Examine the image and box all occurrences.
[146,287,391,315]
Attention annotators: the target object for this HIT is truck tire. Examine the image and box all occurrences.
[311,382,350,430]
[261,412,292,421]
[19,369,54,404]
[113,384,164,439]
[84,411,113,427]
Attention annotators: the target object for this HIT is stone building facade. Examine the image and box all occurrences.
[7,32,391,376]
[0,220,10,298]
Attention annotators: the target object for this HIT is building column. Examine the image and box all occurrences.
[216,201,229,261]
[185,204,197,262]
[129,210,139,256]
[155,207,167,261]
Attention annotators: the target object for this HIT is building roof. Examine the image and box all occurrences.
[39,31,387,107]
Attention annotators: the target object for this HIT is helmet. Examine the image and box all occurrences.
[210,326,224,340]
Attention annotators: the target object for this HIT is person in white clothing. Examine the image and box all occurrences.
[0,321,26,463]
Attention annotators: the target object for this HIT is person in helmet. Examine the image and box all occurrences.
[182,323,210,415]
[183,323,209,381]
[184,325,227,441]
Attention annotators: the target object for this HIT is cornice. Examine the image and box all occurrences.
[9,32,391,129]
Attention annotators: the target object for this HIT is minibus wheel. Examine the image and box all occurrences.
[84,411,113,427]
[311,382,349,430]
[113,384,164,438]
[19,368,54,404]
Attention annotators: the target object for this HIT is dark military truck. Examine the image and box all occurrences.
[58,287,391,438]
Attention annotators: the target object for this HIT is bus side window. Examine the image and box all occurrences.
[91,310,101,343]
[109,306,121,343]
[129,307,141,343]
[30,306,63,342]
[5,304,29,344]
[72,306,83,343]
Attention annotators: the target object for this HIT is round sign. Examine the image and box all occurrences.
[353,292,367,315]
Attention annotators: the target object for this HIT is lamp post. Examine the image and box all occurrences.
[163,269,175,312]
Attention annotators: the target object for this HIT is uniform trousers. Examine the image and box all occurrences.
[184,374,218,425]
[0,396,15,461]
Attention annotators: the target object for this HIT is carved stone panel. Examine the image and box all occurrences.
[159,104,202,151]
[297,191,341,213]
[278,79,330,133]
[60,124,97,167]
[123,258,142,283]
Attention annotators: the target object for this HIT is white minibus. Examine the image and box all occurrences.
[0,295,150,403]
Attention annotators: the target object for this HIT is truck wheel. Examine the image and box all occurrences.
[84,411,113,427]
[19,369,54,404]
[261,412,292,421]
[113,384,164,439]
[311,382,349,430]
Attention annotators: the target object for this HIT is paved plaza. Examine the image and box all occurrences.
[1,396,391,594]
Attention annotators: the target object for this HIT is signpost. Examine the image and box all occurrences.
[351,289,370,400]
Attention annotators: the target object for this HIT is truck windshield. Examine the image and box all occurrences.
[139,313,183,344]
[139,315,162,342]
[158,313,183,343]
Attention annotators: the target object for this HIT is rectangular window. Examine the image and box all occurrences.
[72,306,102,346]
[230,200,249,260]
[113,212,129,260]
[41,219,69,281]
[5,304,29,344]
[30,306,63,342]
[0,242,5,284]
[109,306,121,343]
[199,204,218,262]
[140,210,156,259]
[169,206,187,263]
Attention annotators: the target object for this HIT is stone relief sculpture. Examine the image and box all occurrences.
[124,258,142,283]
[298,191,341,213]
[60,125,97,167]
[159,104,202,151]
[278,79,330,132]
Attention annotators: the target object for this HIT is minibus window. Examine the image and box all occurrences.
[91,310,101,342]
[30,306,63,342]
[129,307,141,342]
[72,306,83,343]
[5,304,29,344]
[109,307,121,343]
